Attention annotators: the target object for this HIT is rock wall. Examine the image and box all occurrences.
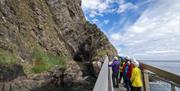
[0,0,117,91]
[0,64,25,82]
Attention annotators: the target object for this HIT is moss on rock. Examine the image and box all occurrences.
[31,47,66,73]
[0,48,17,65]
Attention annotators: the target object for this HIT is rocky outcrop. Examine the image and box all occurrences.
[0,0,117,91]
[0,66,90,91]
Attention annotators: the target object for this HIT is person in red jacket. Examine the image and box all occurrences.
[123,61,130,91]
[126,59,134,80]
[126,59,134,91]
[122,57,132,91]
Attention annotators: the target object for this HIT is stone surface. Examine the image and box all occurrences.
[0,64,26,82]
[0,0,117,91]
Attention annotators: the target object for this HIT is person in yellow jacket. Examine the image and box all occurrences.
[130,58,143,91]
[118,56,126,83]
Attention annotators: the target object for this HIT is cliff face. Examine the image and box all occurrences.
[0,0,117,91]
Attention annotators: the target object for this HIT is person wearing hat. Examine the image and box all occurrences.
[109,56,120,88]
[130,58,143,91]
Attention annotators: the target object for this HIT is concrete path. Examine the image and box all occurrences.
[114,83,127,91]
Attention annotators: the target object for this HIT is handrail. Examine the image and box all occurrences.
[93,56,109,91]
[141,63,180,85]
[93,56,114,91]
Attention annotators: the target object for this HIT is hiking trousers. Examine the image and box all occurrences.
[124,79,131,91]
[112,72,119,88]
[119,72,123,83]
[131,87,141,91]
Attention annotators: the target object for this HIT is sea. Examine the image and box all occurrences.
[140,60,180,75]
[139,60,180,91]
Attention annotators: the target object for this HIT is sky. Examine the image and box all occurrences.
[81,0,180,60]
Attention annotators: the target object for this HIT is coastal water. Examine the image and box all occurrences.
[140,60,180,91]
[140,60,180,75]
[149,81,180,91]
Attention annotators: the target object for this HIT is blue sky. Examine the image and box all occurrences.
[82,0,180,60]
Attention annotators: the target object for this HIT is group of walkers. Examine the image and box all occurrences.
[109,56,143,91]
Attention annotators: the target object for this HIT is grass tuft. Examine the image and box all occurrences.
[31,48,66,73]
[0,49,17,65]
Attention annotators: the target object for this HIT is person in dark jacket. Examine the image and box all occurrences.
[109,56,120,88]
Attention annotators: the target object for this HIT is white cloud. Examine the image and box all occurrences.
[104,20,110,24]
[82,0,137,17]
[92,18,99,23]
[110,33,121,41]
[95,19,110,29]
[117,3,138,13]
[110,0,180,60]
[89,14,95,18]
[82,0,110,16]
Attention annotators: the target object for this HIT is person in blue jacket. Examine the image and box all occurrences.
[123,60,131,91]
[109,56,120,88]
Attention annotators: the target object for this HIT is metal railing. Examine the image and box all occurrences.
[93,56,114,91]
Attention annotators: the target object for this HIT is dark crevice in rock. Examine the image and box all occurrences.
[68,8,75,19]
[0,64,26,82]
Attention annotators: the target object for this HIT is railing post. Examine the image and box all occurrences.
[143,69,150,91]
[171,84,176,91]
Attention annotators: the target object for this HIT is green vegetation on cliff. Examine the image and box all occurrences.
[0,47,67,73]
[32,48,66,73]
[0,48,17,65]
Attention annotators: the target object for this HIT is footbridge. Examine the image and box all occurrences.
[93,56,180,91]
